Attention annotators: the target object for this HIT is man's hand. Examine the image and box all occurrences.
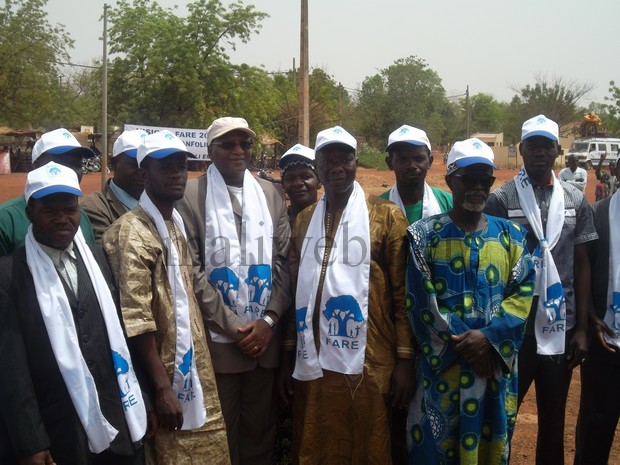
[19,450,55,465]
[155,386,183,431]
[589,314,618,353]
[237,319,274,358]
[566,328,588,370]
[451,330,499,378]
[146,410,159,439]
[390,358,416,409]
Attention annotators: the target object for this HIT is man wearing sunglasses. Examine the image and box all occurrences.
[177,117,290,465]
[406,138,535,464]
[485,115,597,465]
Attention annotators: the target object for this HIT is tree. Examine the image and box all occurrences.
[356,56,449,147]
[505,75,594,142]
[322,295,364,338]
[0,0,73,128]
[107,0,268,129]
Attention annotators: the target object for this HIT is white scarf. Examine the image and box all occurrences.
[293,182,370,381]
[604,192,620,348]
[514,165,566,355]
[204,165,273,343]
[388,182,442,220]
[139,192,206,430]
[25,227,146,453]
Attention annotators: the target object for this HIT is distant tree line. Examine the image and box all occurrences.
[2,0,619,151]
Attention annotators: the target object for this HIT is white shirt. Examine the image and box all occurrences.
[558,166,587,192]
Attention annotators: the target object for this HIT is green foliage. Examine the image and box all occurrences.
[0,0,73,128]
[601,80,620,135]
[356,56,449,148]
[505,75,594,143]
[356,143,388,170]
[107,0,268,128]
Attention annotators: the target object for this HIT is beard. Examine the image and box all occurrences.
[461,192,487,212]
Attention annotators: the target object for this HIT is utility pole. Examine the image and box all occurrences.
[298,0,309,145]
[101,3,108,189]
[465,85,470,138]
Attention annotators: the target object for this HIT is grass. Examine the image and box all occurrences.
[357,143,389,171]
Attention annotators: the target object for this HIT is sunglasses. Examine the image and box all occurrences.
[452,174,496,189]
[211,140,253,151]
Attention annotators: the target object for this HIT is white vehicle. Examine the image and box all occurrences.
[568,137,620,169]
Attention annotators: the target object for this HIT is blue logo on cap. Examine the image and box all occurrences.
[333,128,342,134]
[292,145,302,152]
[399,127,409,134]
[165,132,174,140]
[61,131,72,139]
[472,141,482,150]
[48,166,61,176]
[537,116,546,123]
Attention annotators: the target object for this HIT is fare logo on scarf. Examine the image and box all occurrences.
[113,351,140,411]
[209,264,272,316]
[609,292,620,336]
[177,348,197,403]
[541,282,567,334]
[295,295,364,360]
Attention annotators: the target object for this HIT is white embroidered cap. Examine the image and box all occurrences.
[314,126,357,153]
[136,130,194,167]
[31,128,95,163]
[386,125,431,152]
[206,117,256,146]
[446,138,496,174]
[113,129,147,158]
[278,144,315,168]
[521,114,559,142]
[25,161,83,203]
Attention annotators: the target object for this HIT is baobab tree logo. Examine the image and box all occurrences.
[322,295,364,338]
[296,307,309,348]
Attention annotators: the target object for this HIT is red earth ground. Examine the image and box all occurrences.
[1,162,618,464]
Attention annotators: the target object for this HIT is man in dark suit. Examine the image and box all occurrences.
[176,117,291,465]
[0,162,148,465]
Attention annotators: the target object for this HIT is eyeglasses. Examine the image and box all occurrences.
[210,140,253,151]
[452,174,496,189]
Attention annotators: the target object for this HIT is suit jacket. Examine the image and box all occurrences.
[176,173,291,373]
[81,179,128,243]
[0,244,140,464]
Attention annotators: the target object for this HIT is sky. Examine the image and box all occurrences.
[46,0,619,107]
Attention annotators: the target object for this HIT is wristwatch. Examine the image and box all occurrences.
[262,314,277,330]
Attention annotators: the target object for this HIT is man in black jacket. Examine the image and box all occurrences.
[0,162,149,465]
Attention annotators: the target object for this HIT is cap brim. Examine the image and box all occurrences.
[386,140,430,152]
[117,148,138,158]
[209,127,257,145]
[522,130,558,142]
[454,157,496,169]
[30,185,83,200]
[46,146,96,158]
[147,148,196,159]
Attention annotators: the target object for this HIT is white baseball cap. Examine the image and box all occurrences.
[25,162,83,203]
[446,138,496,174]
[278,144,315,168]
[314,126,357,153]
[136,130,194,167]
[206,117,256,146]
[113,129,147,158]
[521,114,559,142]
[386,125,431,152]
[31,128,95,163]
